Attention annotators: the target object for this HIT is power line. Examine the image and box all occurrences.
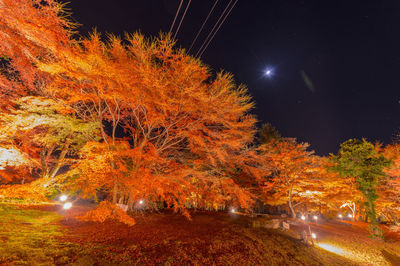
[195,0,233,58]
[188,0,219,53]
[169,0,184,34]
[173,0,192,40]
[197,0,238,58]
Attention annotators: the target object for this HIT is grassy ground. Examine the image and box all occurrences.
[0,203,355,265]
[0,203,79,265]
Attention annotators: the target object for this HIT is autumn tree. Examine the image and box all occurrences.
[0,96,99,183]
[40,33,262,217]
[0,0,73,103]
[259,138,319,218]
[329,139,391,237]
[378,143,400,224]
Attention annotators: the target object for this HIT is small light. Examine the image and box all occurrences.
[313,215,318,220]
[338,214,343,218]
[348,214,352,218]
[139,200,143,204]
[312,233,316,239]
[301,215,306,221]
[63,202,72,210]
[266,70,271,75]
[60,195,67,202]
[231,209,235,213]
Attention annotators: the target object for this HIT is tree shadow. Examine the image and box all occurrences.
[381,249,400,266]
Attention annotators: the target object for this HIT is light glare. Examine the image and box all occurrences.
[301,215,306,221]
[60,195,67,202]
[63,202,72,210]
[313,215,318,220]
[139,200,143,204]
[312,233,316,239]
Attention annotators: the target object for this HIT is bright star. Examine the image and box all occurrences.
[264,67,274,78]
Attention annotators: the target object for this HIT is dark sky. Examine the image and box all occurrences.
[68,0,400,155]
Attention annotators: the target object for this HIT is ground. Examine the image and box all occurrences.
[0,202,399,265]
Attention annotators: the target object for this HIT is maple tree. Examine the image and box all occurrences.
[259,138,321,218]
[378,143,400,224]
[38,32,262,217]
[0,0,73,103]
[0,96,99,183]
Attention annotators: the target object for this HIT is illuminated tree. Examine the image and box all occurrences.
[378,143,400,224]
[41,33,261,217]
[0,96,100,181]
[0,0,73,103]
[329,139,391,237]
[259,138,318,218]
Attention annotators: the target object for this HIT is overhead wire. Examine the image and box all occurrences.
[173,0,192,40]
[188,0,219,53]
[197,0,238,58]
[169,0,184,34]
[195,0,232,57]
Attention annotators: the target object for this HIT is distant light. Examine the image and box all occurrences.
[231,209,235,213]
[60,195,67,202]
[313,215,318,220]
[338,214,343,218]
[265,70,271,76]
[312,233,317,239]
[139,200,143,204]
[63,202,72,210]
[348,214,352,218]
[301,215,306,221]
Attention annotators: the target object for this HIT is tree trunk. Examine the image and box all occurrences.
[49,138,71,178]
[288,184,296,219]
[40,149,48,178]
[112,183,118,204]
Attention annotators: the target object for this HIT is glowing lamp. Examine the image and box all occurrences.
[63,202,72,210]
[348,214,352,218]
[59,195,67,202]
[311,233,316,239]
[231,209,235,213]
[338,214,343,218]
[313,215,318,220]
[301,215,306,221]
[139,200,144,204]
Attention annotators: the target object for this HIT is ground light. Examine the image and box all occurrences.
[63,202,72,210]
[316,243,349,256]
[59,195,67,202]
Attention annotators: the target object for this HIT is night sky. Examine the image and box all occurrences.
[68,0,400,155]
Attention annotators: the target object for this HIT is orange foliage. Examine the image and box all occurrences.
[0,179,48,202]
[42,33,261,217]
[0,0,72,102]
[77,201,136,226]
[378,144,400,220]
